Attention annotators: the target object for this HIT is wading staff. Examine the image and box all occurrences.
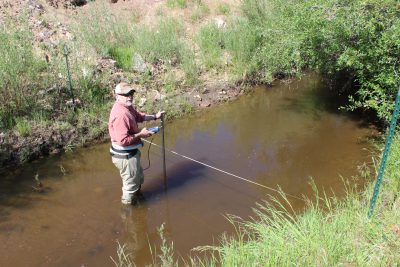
[63,44,76,110]
[161,104,167,190]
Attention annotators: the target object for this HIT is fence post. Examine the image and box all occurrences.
[63,44,76,109]
[368,85,400,218]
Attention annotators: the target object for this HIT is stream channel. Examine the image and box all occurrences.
[0,74,378,266]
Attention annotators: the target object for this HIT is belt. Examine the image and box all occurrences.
[110,147,138,159]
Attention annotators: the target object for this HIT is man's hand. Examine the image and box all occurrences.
[138,128,153,138]
[155,110,166,119]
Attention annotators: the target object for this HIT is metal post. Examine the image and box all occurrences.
[368,85,400,218]
[161,114,167,189]
[63,44,76,108]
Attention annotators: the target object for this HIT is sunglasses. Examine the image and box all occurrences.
[119,91,134,97]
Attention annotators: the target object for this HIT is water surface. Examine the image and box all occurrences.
[0,75,378,266]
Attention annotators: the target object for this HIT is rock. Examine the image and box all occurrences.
[152,90,166,101]
[215,18,226,29]
[200,101,211,108]
[110,0,118,3]
[132,53,147,73]
[194,94,202,101]
[138,97,146,107]
[219,90,227,95]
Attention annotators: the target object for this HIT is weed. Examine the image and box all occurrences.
[190,1,210,23]
[197,23,223,70]
[15,118,32,137]
[107,47,134,71]
[216,3,231,15]
[133,18,185,65]
[166,0,186,9]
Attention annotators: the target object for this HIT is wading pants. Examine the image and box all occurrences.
[112,150,144,204]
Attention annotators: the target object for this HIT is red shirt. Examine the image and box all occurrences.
[108,102,145,147]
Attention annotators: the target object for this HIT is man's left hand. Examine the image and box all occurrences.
[155,110,166,119]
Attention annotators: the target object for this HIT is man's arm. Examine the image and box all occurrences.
[144,110,165,121]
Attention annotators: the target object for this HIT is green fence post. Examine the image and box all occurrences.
[63,44,76,109]
[368,85,400,218]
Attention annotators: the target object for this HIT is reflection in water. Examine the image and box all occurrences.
[0,74,378,266]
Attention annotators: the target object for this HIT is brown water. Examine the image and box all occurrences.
[0,75,378,266]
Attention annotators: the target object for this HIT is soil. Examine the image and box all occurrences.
[0,0,248,170]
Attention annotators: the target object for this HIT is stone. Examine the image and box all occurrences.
[132,53,147,73]
[215,18,226,29]
[200,101,211,108]
[138,97,147,107]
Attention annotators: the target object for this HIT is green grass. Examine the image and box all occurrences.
[107,47,134,71]
[75,4,136,55]
[0,15,48,129]
[216,3,231,15]
[15,118,32,137]
[166,0,187,9]
[197,23,224,70]
[190,1,210,23]
[133,18,186,65]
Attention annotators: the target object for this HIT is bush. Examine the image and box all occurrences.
[238,0,400,121]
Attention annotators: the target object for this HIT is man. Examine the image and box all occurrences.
[109,82,164,205]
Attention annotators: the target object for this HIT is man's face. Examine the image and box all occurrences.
[117,91,134,106]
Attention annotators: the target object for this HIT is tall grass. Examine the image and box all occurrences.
[197,23,223,70]
[75,4,136,55]
[0,15,47,129]
[133,18,186,65]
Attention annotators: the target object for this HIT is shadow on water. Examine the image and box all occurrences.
[280,76,380,130]
[141,160,207,203]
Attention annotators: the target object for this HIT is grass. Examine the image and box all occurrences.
[197,23,224,70]
[133,18,186,65]
[0,15,48,129]
[166,0,187,9]
[15,118,32,137]
[108,47,135,71]
[216,3,231,15]
[190,1,210,23]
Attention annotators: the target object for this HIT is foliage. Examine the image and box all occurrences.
[236,0,400,121]
[216,3,231,15]
[15,118,32,137]
[0,15,47,129]
[107,47,134,71]
[133,18,186,65]
[75,4,136,55]
[190,1,210,22]
[166,0,187,9]
[197,23,224,70]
